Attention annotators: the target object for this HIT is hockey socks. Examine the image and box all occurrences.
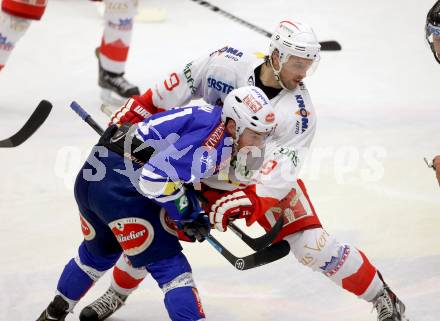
[56,242,119,305]
[147,252,206,321]
[0,11,31,71]
[99,0,138,74]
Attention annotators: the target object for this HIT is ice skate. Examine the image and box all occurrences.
[373,286,409,321]
[79,286,127,321]
[99,66,140,106]
[36,295,69,321]
[97,48,140,106]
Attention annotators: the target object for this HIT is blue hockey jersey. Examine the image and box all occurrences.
[135,104,233,221]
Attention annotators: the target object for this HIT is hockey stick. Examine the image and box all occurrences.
[0,100,52,148]
[228,215,283,251]
[207,235,290,270]
[69,101,291,269]
[190,0,342,51]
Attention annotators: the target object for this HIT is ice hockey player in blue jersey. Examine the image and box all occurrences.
[36,85,276,321]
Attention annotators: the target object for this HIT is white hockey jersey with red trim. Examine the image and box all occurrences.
[145,45,317,223]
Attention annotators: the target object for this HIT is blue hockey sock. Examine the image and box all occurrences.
[57,242,120,301]
[147,252,206,321]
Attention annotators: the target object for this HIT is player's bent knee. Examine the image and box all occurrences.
[2,0,47,20]
[286,228,344,273]
[75,242,120,281]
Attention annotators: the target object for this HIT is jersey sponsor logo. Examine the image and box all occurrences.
[203,122,226,150]
[183,62,197,94]
[109,218,154,256]
[159,208,178,236]
[251,87,269,105]
[79,213,96,241]
[243,94,263,113]
[265,112,275,123]
[274,147,298,166]
[207,77,234,94]
[210,45,244,58]
[295,94,310,134]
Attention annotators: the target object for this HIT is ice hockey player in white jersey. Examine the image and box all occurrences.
[81,20,409,321]
[0,0,139,100]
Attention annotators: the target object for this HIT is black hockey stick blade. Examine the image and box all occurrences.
[0,100,52,148]
[206,234,290,270]
[319,40,342,51]
[191,0,342,51]
[228,214,284,251]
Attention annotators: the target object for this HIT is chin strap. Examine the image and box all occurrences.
[268,57,289,90]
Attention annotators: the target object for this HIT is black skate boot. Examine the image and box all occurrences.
[36,295,69,321]
[96,48,140,106]
[373,285,409,321]
[79,287,127,321]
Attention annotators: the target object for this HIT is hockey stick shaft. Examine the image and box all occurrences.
[228,213,284,251]
[0,100,52,148]
[206,235,290,270]
[70,101,105,136]
[190,0,341,51]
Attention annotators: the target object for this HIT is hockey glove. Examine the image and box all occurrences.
[168,186,211,241]
[110,89,159,126]
[180,215,210,242]
[209,188,256,232]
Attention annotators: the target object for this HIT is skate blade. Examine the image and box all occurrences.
[100,89,126,108]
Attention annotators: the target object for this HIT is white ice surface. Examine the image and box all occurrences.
[0,0,439,320]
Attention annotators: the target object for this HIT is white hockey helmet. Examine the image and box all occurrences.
[222,86,276,138]
[270,20,321,64]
